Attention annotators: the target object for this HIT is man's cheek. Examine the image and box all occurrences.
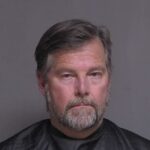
[51,90,69,111]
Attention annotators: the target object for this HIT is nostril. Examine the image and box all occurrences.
[75,90,89,98]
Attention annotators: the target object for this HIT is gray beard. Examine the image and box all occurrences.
[46,92,107,131]
[60,105,99,131]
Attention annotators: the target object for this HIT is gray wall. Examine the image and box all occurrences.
[0,0,150,141]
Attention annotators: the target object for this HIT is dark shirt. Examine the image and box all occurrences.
[0,119,150,150]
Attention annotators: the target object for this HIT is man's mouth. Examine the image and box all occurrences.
[66,98,96,111]
[70,103,93,109]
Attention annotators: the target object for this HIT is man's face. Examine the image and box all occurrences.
[39,39,110,131]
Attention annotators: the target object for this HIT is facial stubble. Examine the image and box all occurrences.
[45,90,109,131]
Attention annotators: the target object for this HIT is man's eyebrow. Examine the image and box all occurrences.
[88,66,106,72]
[51,65,107,74]
[54,68,75,74]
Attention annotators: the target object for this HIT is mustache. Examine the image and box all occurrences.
[65,97,97,111]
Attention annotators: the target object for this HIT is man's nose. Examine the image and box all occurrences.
[74,77,89,97]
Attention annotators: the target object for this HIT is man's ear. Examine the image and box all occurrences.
[36,71,47,96]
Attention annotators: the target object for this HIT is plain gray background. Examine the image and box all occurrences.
[0,0,150,142]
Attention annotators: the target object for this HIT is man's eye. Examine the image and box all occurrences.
[61,73,73,78]
[90,72,102,77]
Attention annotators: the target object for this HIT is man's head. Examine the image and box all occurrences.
[35,19,112,76]
[35,19,112,137]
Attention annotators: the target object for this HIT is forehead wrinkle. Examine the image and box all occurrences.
[52,55,105,70]
[46,39,107,72]
[52,50,105,66]
[47,59,107,78]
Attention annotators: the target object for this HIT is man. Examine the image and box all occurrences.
[0,19,150,149]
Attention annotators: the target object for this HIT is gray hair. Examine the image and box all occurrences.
[35,19,112,76]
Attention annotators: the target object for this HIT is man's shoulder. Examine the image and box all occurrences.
[104,119,150,149]
[0,119,51,149]
[120,127,150,149]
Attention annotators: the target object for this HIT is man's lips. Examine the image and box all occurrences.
[70,103,92,109]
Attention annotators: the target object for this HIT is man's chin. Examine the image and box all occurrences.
[62,107,98,131]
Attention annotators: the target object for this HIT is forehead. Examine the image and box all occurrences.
[48,39,106,69]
